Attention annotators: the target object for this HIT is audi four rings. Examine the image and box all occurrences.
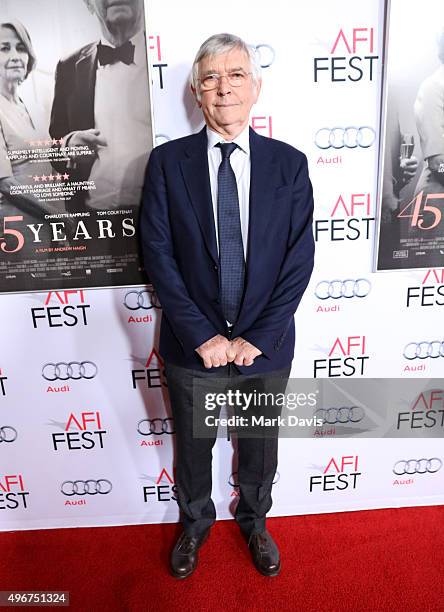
[403,341,444,360]
[61,479,113,496]
[315,126,376,149]
[124,289,161,310]
[315,279,371,300]
[254,44,275,68]
[314,406,365,424]
[42,361,98,381]
[393,458,442,475]
[0,426,18,442]
[137,418,175,435]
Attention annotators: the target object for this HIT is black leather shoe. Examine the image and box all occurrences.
[170,529,210,579]
[248,530,281,576]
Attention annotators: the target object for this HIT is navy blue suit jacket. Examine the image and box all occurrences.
[140,126,314,375]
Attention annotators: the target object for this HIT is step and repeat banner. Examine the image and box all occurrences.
[0,0,443,531]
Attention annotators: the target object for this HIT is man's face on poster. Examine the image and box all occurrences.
[88,0,144,31]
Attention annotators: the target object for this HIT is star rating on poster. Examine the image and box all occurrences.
[32,173,69,182]
[28,138,63,147]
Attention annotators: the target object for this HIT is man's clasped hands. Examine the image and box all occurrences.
[195,335,262,368]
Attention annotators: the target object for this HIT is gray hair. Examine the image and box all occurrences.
[191,33,261,97]
[0,20,37,79]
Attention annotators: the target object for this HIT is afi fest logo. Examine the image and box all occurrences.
[51,411,107,451]
[309,456,361,492]
[313,336,369,377]
[131,348,167,389]
[315,193,374,242]
[0,367,7,397]
[148,35,167,89]
[31,290,90,329]
[142,467,177,503]
[313,28,379,83]
[0,474,30,510]
[406,269,444,308]
[396,389,444,433]
[251,115,273,138]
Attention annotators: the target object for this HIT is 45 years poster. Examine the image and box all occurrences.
[377,0,444,270]
[0,0,153,292]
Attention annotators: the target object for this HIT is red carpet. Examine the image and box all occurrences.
[1,506,443,611]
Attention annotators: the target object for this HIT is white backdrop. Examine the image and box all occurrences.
[0,0,443,531]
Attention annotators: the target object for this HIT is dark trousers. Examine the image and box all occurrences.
[164,360,291,537]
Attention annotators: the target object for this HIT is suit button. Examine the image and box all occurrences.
[213,264,218,271]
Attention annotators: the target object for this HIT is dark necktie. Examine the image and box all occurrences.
[216,142,245,325]
[97,41,135,66]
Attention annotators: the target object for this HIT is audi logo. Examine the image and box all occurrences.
[314,406,364,424]
[0,426,17,443]
[229,470,280,487]
[315,279,371,300]
[393,458,442,475]
[42,361,98,381]
[253,43,275,68]
[61,479,113,496]
[124,288,161,311]
[314,126,376,150]
[403,341,444,360]
[137,418,175,436]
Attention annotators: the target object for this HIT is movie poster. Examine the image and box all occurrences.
[0,0,153,292]
[376,0,444,270]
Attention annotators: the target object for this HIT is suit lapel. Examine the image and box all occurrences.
[180,127,219,265]
[235,128,278,328]
[74,44,97,130]
[179,126,279,328]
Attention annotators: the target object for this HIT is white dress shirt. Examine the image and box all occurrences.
[206,124,250,259]
[86,29,151,209]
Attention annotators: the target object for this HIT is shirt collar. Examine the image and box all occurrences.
[206,124,250,155]
[99,29,145,66]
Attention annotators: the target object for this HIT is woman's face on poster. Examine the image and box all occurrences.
[0,27,28,86]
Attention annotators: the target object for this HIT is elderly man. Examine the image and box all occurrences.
[50,0,151,210]
[141,33,314,578]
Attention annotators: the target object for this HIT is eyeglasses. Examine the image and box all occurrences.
[198,70,252,91]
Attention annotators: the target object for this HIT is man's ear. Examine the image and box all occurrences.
[191,84,202,107]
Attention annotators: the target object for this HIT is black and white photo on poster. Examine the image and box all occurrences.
[0,0,153,292]
[377,0,444,270]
